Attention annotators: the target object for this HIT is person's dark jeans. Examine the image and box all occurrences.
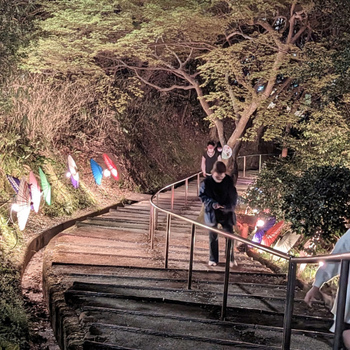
[209,211,234,263]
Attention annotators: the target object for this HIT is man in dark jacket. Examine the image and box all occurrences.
[199,161,238,266]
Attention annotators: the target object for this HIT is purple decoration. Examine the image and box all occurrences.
[6,174,20,193]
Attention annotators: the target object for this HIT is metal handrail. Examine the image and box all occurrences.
[149,171,350,350]
[237,153,277,177]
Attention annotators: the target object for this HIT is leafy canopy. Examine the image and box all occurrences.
[21,0,350,164]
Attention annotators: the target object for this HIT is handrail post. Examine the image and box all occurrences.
[164,213,171,269]
[152,205,157,249]
[155,195,159,228]
[197,173,201,196]
[171,185,175,210]
[333,260,350,350]
[185,179,188,205]
[259,154,262,172]
[243,156,246,178]
[149,204,154,242]
[282,259,297,350]
[221,238,232,320]
[187,223,196,290]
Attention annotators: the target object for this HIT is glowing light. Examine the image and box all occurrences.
[12,203,19,212]
[103,169,111,177]
[66,171,71,178]
[256,219,265,227]
[319,261,324,267]
[252,209,259,214]
[111,169,118,177]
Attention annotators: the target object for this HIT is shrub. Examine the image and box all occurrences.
[283,165,350,243]
[0,258,28,348]
[246,162,350,247]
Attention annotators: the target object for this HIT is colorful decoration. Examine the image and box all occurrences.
[67,155,79,188]
[90,158,103,185]
[39,167,51,205]
[15,178,31,231]
[102,153,120,181]
[29,171,41,213]
[6,174,20,193]
[274,232,300,254]
[221,145,232,159]
[261,221,285,247]
[252,216,276,244]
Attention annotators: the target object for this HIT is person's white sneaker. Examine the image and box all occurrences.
[208,261,217,266]
[230,260,238,268]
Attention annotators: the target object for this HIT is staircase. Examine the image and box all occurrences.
[42,174,334,350]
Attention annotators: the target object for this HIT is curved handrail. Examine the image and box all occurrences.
[149,170,350,350]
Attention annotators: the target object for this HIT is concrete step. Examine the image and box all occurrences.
[65,281,332,320]
[43,175,333,350]
[81,308,332,350]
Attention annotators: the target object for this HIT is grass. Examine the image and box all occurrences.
[0,256,28,349]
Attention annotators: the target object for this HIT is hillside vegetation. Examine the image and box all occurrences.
[0,73,207,349]
[1,0,350,348]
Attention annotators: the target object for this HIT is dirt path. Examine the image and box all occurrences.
[22,248,60,349]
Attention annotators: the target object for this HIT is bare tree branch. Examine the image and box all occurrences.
[182,48,194,68]
[133,69,195,92]
[164,44,183,68]
[286,1,297,44]
[256,20,283,49]
[226,29,279,52]
[226,31,255,42]
[291,25,308,44]
[225,72,240,120]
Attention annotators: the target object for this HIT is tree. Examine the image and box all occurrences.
[22,0,350,173]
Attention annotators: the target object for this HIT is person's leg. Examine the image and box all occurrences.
[222,222,234,263]
[343,328,350,349]
[209,229,219,264]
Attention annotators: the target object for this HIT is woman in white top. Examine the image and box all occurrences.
[304,228,350,349]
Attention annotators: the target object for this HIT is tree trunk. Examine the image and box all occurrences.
[227,101,258,149]
[231,141,242,185]
[222,141,241,185]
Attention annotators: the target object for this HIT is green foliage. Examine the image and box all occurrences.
[115,90,204,192]
[245,159,297,218]
[286,104,350,168]
[0,0,35,81]
[246,162,350,245]
[283,165,350,240]
[0,259,28,348]
[0,214,22,255]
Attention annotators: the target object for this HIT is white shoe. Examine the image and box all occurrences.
[208,261,217,266]
[230,261,238,268]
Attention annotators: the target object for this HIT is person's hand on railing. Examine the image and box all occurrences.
[304,285,321,307]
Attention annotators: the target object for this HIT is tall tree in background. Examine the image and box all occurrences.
[281,0,350,168]
[22,0,350,171]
